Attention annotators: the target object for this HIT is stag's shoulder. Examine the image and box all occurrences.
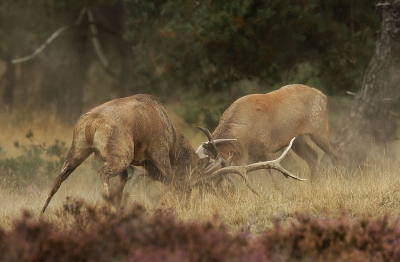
[105,94,162,108]
[74,94,164,126]
[279,84,326,96]
[131,94,162,105]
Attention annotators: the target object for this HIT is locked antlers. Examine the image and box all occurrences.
[194,135,306,195]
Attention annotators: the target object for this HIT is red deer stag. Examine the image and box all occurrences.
[196,84,340,181]
[41,94,305,213]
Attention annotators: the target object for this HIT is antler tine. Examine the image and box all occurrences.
[191,165,260,196]
[196,138,237,154]
[244,137,303,180]
[196,126,213,141]
[203,138,304,178]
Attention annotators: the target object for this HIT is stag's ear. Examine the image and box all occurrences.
[197,157,210,170]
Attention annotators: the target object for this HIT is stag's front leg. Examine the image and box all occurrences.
[99,166,112,197]
[126,165,148,185]
[146,152,172,184]
[216,174,237,194]
[99,160,130,200]
[115,170,129,202]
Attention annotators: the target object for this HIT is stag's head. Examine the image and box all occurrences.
[194,127,236,172]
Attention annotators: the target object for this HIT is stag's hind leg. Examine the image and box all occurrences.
[291,136,319,180]
[114,170,129,202]
[309,132,339,168]
[94,128,135,200]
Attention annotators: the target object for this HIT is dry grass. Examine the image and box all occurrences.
[0,105,399,234]
[157,162,400,233]
[1,158,400,233]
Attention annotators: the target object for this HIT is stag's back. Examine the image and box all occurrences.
[69,94,191,167]
[212,84,329,163]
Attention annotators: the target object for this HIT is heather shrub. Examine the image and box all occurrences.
[2,197,400,261]
[0,198,253,261]
[261,212,400,261]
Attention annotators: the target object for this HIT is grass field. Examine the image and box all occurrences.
[0,97,399,236]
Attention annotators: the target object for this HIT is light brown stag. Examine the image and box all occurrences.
[40,94,305,213]
[196,84,340,181]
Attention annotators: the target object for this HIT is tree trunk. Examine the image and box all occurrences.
[2,59,15,109]
[98,0,137,97]
[109,0,136,97]
[56,26,89,123]
[332,0,400,168]
[39,18,89,124]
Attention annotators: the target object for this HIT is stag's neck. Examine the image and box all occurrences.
[170,126,200,177]
[212,129,247,166]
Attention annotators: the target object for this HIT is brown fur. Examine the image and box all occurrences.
[210,84,339,179]
[41,94,206,213]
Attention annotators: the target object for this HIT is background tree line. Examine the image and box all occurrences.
[0,0,398,167]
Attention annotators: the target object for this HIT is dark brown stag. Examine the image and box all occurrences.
[197,84,340,181]
[41,94,305,213]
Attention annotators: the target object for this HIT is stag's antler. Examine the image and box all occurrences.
[196,126,235,170]
[192,138,306,195]
[196,126,221,159]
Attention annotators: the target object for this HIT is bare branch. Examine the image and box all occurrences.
[12,26,72,64]
[12,8,87,64]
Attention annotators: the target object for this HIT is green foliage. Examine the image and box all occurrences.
[48,0,118,10]
[177,88,236,129]
[159,0,378,93]
[46,139,67,158]
[123,0,380,126]
[0,145,44,184]
[0,136,67,188]
[0,0,383,126]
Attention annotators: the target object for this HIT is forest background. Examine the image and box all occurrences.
[0,0,384,126]
[1,0,400,183]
